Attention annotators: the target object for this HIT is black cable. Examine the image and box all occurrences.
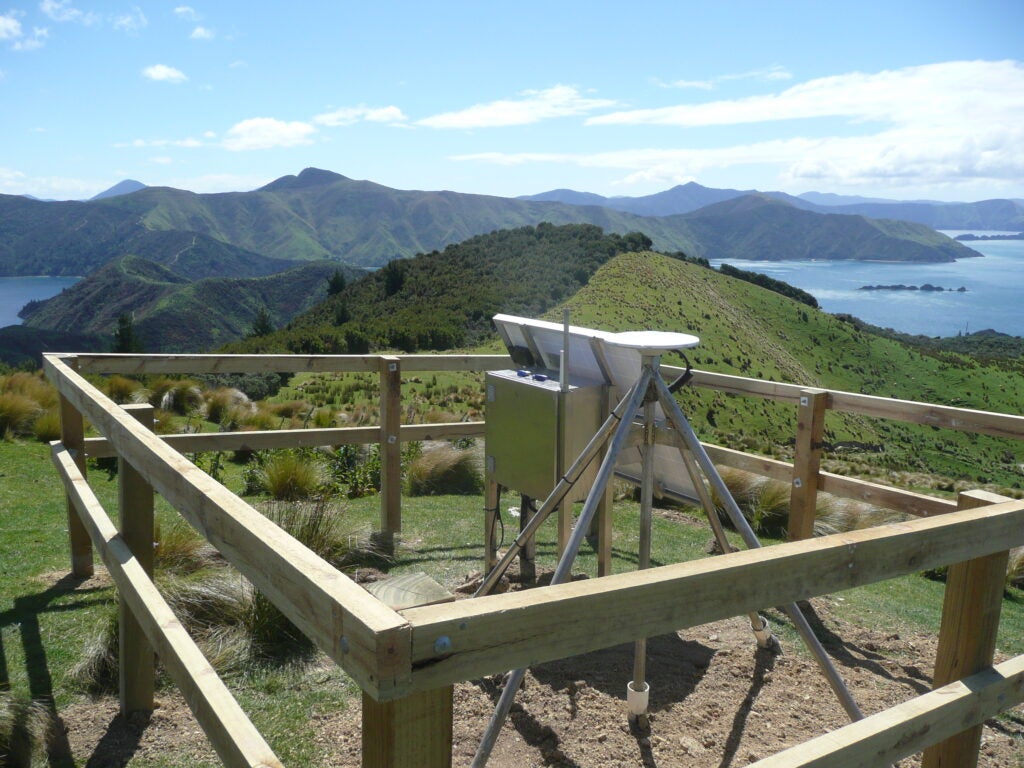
[667,352,694,393]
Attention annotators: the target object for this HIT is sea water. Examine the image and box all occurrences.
[709,232,1024,337]
[0,276,80,328]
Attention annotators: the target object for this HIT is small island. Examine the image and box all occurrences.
[954,232,1024,241]
[858,284,967,292]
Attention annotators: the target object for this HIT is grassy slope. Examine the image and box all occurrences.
[555,252,1024,488]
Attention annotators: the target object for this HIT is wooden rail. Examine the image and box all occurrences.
[42,352,1024,768]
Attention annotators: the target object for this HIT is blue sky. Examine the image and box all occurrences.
[1,1,1022,201]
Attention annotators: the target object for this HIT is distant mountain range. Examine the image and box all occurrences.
[0,168,983,282]
[520,182,1024,230]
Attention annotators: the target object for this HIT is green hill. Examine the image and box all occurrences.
[555,251,1024,487]
[22,255,362,353]
[672,195,977,262]
[226,224,652,354]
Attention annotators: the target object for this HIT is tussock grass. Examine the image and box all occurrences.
[31,410,61,443]
[103,374,142,404]
[0,393,40,439]
[405,444,482,496]
[258,451,326,500]
[154,517,215,574]
[72,497,382,691]
[0,691,51,768]
[203,387,251,426]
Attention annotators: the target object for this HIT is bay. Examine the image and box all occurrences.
[0,276,80,328]
[709,232,1024,337]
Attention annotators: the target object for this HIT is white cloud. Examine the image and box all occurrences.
[0,167,104,198]
[313,105,407,127]
[12,26,48,50]
[222,117,316,151]
[40,0,98,25]
[190,25,213,40]
[454,63,1024,193]
[593,60,1022,128]
[119,136,204,148]
[174,6,199,21]
[551,60,1024,192]
[656,65,793,91]
[142,64,187,83]
[418,85,617,129]
[150,156,173,165]
[0,13,21,40]
[113,7,146,34]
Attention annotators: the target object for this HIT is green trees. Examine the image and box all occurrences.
[112,314,143,353]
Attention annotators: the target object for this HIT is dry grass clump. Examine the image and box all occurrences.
[0,691,52,768]
[1007,547,1024,589]
[154,517,216,574]
[405,444,482,496]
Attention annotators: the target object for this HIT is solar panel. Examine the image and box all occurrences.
[491,314,704,503]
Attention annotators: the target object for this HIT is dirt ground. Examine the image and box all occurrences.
[60,592,1023,767]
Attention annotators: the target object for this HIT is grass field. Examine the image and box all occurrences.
[2,432,1023,765]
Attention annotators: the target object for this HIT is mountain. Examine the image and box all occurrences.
[520,181,802,216]
[524,182,1024,230]
[22,255,362,352]
[671,195,978,263]
[91,179,147,200]
[0,169,985,282]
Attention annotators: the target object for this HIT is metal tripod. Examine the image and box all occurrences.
[470,343,863,767]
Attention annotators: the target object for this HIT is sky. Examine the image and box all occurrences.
[1,1,1023,202]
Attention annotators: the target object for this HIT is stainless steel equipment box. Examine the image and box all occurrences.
[485,370,607,502]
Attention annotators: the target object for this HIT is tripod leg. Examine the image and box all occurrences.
[653,375,863,721]
[471,368,653,767]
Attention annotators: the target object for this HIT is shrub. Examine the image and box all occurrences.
[405,444,482,496]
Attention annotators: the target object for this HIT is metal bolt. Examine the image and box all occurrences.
[340,636,350,654]
[434,636,452,655]
[793,478,803,488]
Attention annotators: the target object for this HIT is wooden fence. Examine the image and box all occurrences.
[43,352,1024,767]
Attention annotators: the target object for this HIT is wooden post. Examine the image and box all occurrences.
[362,686,453,768]
[59,356,93,577]
[119,403,156,715]
[921,490,1011,768]
[379,356,402,549]
[788,388,828,541]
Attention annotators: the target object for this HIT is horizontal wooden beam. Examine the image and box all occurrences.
[44,355,412,700]
[402,499,1024,692]
[749,653,1024,767]
[699,442,956,517]
[818,471,956,517]
[828,389,1024,440]
[71,353,511,375]
[52,443,283,768]
[667,366,1024,441]
[84,422,486,459]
